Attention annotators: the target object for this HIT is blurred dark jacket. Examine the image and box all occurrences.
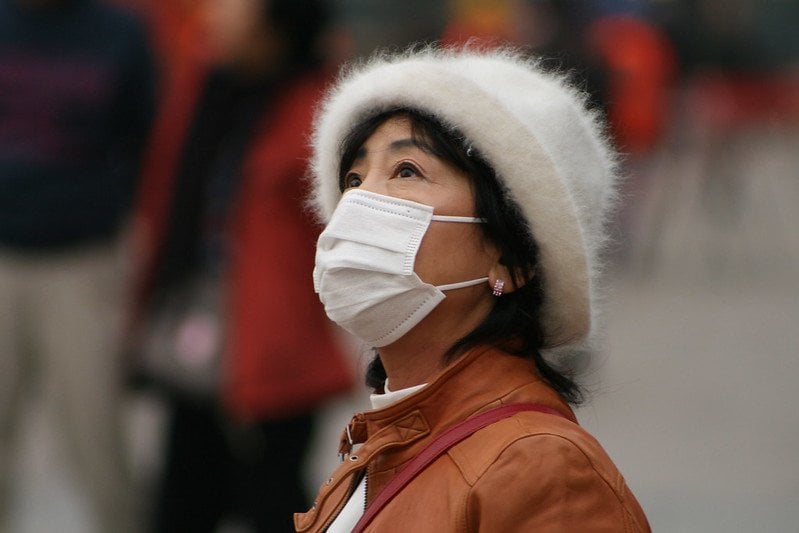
[0,0,155,249]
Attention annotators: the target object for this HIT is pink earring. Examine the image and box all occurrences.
[492,279,505,297]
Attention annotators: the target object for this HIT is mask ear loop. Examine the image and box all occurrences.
[436,277,489,291]
[431,215,487,223]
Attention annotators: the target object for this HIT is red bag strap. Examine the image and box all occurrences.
[352,403,566,533]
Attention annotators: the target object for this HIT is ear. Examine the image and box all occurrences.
[487,261,529,295]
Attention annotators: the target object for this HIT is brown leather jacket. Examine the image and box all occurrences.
[295,347,650,532]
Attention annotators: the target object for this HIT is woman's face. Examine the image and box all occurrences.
[341,116,499,289]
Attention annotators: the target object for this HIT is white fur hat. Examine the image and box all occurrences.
[309,47,619,349]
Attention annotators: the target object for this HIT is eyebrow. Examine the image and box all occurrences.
[353,137,426,161]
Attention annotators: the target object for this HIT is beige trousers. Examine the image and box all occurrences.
[0,241,135,533]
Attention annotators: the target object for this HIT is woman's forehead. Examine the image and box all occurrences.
[354,116,434,160]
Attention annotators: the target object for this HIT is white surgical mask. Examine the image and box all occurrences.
[313,189,487,347]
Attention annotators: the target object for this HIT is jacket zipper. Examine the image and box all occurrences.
[320,469,365,532]
[362,465,370,513]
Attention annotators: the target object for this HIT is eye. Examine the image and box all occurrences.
[343,173,363,189]
[394,162,421,179]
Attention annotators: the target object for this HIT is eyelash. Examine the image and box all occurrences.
[342,173,361,190]
[342,161,423,190]
[392,161,421,179]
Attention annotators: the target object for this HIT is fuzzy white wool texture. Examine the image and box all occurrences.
[309,48,620,350]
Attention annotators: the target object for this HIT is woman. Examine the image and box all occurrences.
[295,48,650,532]
[132,1,352,531]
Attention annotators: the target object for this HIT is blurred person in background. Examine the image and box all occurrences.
[104,0,205,79]
[0,0,155,531]
[130,0,353,531]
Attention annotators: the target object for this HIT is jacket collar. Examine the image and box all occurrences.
[341,346,576,454]
[296,346,576,532]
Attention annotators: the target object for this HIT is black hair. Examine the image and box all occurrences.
[338,108,584,405]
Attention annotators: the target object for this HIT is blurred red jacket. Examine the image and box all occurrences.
[133,56,354,421]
